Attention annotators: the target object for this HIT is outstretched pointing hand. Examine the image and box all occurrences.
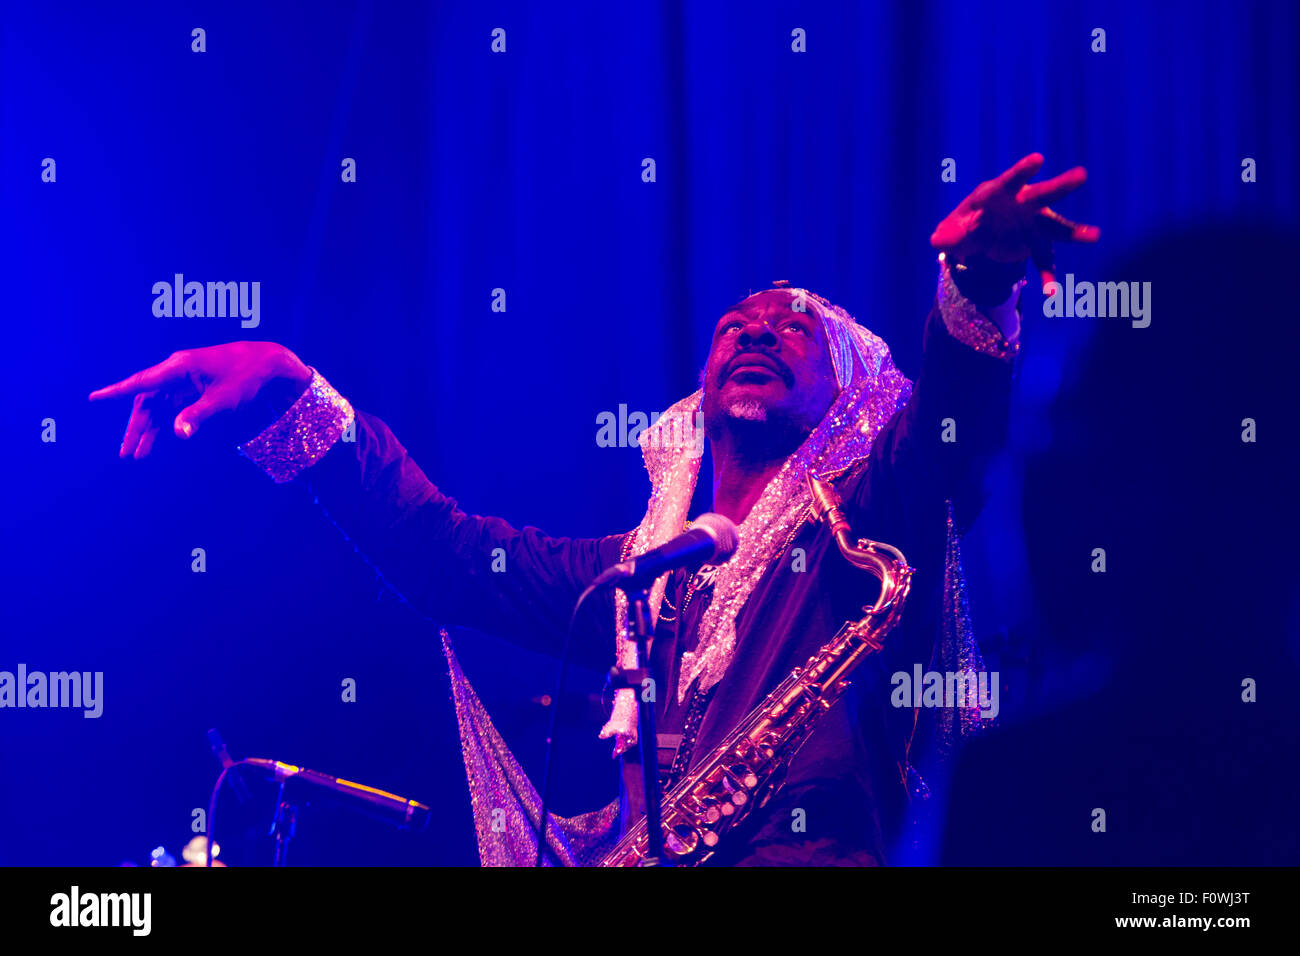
[88,342,312,459]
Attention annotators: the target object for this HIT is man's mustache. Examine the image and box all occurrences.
[719,351,794,387]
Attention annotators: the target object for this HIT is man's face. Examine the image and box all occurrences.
[700,290,839,444]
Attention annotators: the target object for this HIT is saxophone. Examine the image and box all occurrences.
[597,472,914,867]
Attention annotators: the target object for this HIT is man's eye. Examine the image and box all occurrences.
[783,323,807,335]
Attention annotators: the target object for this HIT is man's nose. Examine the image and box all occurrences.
[737,320,778,349]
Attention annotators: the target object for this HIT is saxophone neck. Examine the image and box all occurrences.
[807,472,912,613]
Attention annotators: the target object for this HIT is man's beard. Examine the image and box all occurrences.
[703,395,814,463]
[724,398,767,422]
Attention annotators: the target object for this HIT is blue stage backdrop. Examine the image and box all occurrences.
[1,1,1296,865]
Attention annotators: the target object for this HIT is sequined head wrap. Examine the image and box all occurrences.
[598,288,913,755]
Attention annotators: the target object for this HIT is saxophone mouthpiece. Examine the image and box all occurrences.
[807,472,851,536]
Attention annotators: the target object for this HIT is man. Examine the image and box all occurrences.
[91,154,1097,865]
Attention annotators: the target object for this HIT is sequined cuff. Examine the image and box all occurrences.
[937,254,1025,362]
[238,369,355,483]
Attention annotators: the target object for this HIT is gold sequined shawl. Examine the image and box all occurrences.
[597,289,913,756]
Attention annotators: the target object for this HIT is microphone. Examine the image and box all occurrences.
[242,758,431,831]
[592,513,739,591]
[206,728,251,804]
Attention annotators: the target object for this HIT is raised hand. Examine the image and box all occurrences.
[88,342,312,459]
[930,153,1100,290]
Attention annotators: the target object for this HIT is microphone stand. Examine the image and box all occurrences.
[618,585,669,866]
[269,781,299,867]
[546,516,736,866]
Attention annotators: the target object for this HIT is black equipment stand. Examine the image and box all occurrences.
[613,585,669,866]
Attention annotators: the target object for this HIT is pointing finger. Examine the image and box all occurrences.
[89,353,190,402]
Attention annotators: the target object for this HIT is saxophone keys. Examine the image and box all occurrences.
[729,769,759,790]
[664,824,701,857]
[684,798,723,825]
